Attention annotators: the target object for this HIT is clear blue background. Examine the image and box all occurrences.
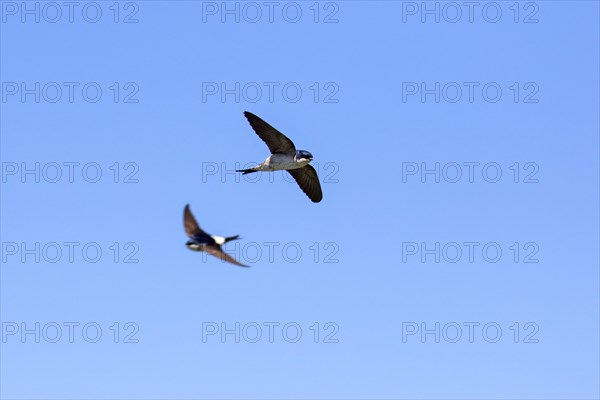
[1,1,598,399]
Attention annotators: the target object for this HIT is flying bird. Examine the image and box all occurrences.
[183,204,248,267]
[236,111,323,203]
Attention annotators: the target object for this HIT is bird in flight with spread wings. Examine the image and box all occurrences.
[236,111,323,203]
[183,204,248,267]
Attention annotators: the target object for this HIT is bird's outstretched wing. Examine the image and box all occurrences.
[184,204,206,237]
[243,111,296,154]
[206,245,249,268]
[287,165,323,203]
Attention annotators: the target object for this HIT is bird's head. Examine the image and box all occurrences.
[296,150,314,163]
[186,240,202,251]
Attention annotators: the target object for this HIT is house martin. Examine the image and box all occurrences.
[183,204,248,268]
[236,111,323,203]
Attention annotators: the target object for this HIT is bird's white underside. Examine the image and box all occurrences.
[252,154,310,171]
[188,243,202,251]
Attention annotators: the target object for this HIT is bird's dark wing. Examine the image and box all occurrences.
[184,204,206,237]
[243,111,296,154]
[206,245,249,268]
[287,165,323,203]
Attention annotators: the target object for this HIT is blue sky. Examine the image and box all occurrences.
[1,1,599,399]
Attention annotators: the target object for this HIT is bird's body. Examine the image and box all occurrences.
[237,111,323,203]
[183,204,247,267]
[239,152,312,174]
[185,233,237,250]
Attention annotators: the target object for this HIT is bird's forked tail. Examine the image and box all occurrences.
[236,167,259,175]
[224,235,240,243]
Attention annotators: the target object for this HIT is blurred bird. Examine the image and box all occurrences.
[183,204,248,267]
